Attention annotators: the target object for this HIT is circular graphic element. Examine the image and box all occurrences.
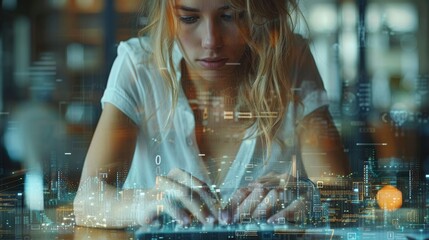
[376,185,402,211]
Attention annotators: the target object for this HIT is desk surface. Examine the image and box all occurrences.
[27,227,134,240]
[23,226,429,240]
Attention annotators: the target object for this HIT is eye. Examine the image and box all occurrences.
[179,16,199,24]
[221,13,234,22]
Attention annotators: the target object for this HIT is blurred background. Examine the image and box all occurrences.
[0,0,428,237]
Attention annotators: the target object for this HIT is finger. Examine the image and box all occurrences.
[253,172,279,186]
[137,188,192,227]
[172,192,215,224]
[228,187,251,208]
[267,199,306,224]
[156,176,214,224]
[168,168,213,195]
[167,168,219,217]
[136,199,158,226]
[257,173,297,188]
[162,202,193,226]
[221,187,251,224]
[251,189,279,222]
[138,202,192,227]
[233,185,268,223]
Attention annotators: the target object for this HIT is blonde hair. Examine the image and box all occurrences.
[139,0,303,159]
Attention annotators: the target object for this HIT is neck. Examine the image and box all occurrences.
[182,74,238,107]
[181,61,238,94]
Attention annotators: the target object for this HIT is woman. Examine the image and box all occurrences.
[73,0,349,229]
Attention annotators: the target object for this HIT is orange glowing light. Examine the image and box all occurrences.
[376,185,402,211]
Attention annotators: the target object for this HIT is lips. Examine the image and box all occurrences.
[197,57,229,69]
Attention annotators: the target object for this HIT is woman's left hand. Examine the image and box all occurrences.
[221,172,311,225]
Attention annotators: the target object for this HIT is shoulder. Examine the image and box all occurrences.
[103,37,157,125]
[288,34,321,83]
[288,35,328,116]
[116,37,153,64]
[289,34,311,62]
[290,34,309,46]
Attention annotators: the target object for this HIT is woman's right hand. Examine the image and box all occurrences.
[136,168,219,227]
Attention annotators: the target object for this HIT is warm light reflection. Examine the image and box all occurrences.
[376,185,402,211]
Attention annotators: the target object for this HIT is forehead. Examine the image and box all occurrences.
[175,0,230,11]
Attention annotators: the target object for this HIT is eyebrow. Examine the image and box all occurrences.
[175,5,230,12]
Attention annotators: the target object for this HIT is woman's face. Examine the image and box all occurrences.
[174,0,247,85]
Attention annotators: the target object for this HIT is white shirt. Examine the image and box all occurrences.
[101,37,328,201]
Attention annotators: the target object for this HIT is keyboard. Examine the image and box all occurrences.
[134,223,337,240]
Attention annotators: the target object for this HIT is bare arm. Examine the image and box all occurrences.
[224,107,350,224]
[298,106,351,183]
[73,104,219,228]
[73,103,139,228]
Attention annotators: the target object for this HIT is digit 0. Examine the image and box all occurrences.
[265,197,270,204]
[155,155,161,165]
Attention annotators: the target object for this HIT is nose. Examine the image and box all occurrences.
[202,19,223,50]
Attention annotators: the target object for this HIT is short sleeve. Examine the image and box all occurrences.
[101,41,145,125]
[292,37,329,121]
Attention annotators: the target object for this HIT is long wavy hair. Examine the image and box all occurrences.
[138,0,303,159]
